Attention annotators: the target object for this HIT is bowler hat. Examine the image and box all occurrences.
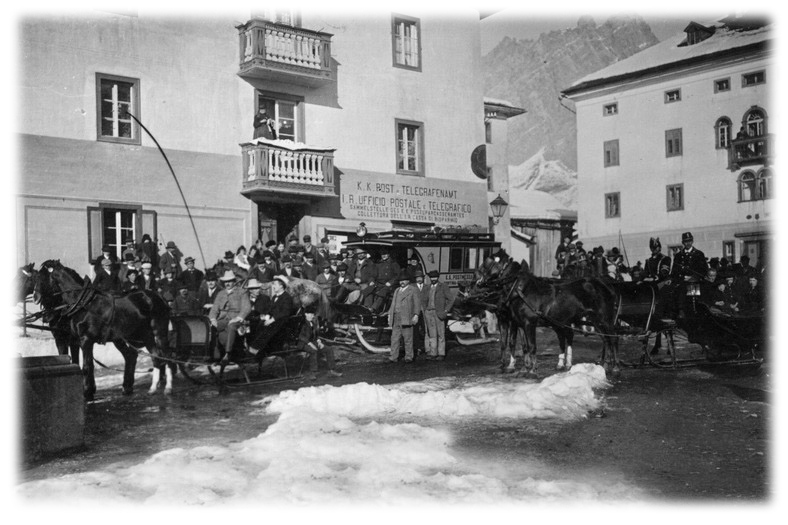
[303,235,311,242]
[224,250,234,259]
[123,253,135,262]
[177,283,188,290]
[681,232,694,242]
[262,250,274,259]
[273,275,289,286]
[166,241,177,249]
[265,240,277,248]
[320,237,329,244]
[337,263,348,271]
[398,272,411,282]
[126,268,139,275]
[428,270,440,279]
[101,245,112,252]
[205,270,218,281]
[281,254,292,263]
[184,256,195,264]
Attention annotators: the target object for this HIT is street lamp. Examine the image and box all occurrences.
[489,194,509,225]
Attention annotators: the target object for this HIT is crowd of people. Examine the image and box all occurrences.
[554,232,767,317]
[89,233,456,375]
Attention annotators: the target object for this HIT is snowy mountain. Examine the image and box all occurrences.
[509,148,577,209]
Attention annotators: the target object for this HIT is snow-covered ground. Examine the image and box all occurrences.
[14,312,647,506]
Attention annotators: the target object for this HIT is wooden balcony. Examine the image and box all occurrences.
[236,19,334,87]
[241,140,337,198]
[729,134,772,170]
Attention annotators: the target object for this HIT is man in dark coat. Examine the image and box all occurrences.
[355,248,378,307]
[138,233,159,272]
[198,270,221,313]
[370,249,400,311]
[670,232,708,282]
[172,284,202,316]
[423,270,455,360]
[178,256,204,297]
[93,245,119,275]
[139,262,158,291]
[300,252,319,282]
[159,241,183,278]
[93,258,121,293]
[253,107,277,140]
[249,275,295,359]
[642,237,671,284]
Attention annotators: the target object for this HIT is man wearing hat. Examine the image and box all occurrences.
[118,252,139,284]
[249,253,275,283]
[248,275,295,359]
[158,268,179,299]
[215,250,238,277]
[423,270,454,361]
[93,244,119,275]
[139,233,159,270]
[670,232,708,283]
[301,252,319,281]
[410,269,429,354]
[387,272,420,363]
[278,254,301,279]
[354,248,377,306]
[302,235,319,262]
[172,283,201,316]
[316,261,338,294]
[178,256,204,297]
[159,240,183,278]
[405,254,421,281]
[93,257,121,293]
[316,237,331,267]
[198,270,221,311]
[332,262,356,303]
[210,270,252,363]
[139,262,157,291]
[642,238,671,284]
[244,278,271,338]
[369,248,400,311]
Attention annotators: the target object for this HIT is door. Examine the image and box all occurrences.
[743,240,765,268]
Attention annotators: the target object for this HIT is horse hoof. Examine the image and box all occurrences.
[121,388,133,396]
[164,388,172,395]
[147,388,157,395]
[556,364,566,371]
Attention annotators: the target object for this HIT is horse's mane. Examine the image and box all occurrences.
[41,259,84,286]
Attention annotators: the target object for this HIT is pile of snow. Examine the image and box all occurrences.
[509,147,577,209]
[262,364,608,421]
[16,364,634,505]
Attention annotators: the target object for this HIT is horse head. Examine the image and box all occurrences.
[17,263,37,303]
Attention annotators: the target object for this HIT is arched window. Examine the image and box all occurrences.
[739,171,756,202]
[757,168,771,200]
[715,117,732,149]
[743,107,766,137]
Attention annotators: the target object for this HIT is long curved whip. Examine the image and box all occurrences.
[125,111,207,269]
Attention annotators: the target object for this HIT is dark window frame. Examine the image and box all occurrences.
[664,89,681,103]
[603,102,618,116]
[257,90,305,142]
[395,118,425,176]
[95,73,141,145]
[715,117,732,149]
[603,139,620,167]
[391,14,422,72]
[605,192,620,219]
[666,183,684,212]
[665,128,683,157]
[714,77,731,93]
[742,70,766,87]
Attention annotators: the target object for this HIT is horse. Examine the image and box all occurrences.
[36,260,172,400]
[501,265,621,377]
[17,263,36,304]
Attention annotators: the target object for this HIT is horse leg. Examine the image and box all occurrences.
[556,328,566,370]
[80,338,96,401]
[521,323,538,379]
[565,328,574,368]
[650,331,662,355]
[112,339,138,396]
[499,319,515,372]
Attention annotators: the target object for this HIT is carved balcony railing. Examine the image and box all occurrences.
[729,134,772,170]
[237,19,334,87]
[241,139,336,198]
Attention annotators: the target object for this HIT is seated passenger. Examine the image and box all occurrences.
[210,270,252,363]
[248,275,295,359]
[298,305,342,381]
[172,283,202,316]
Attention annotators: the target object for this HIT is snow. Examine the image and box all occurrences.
[14,322,645,506]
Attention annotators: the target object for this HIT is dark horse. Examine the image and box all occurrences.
[500,265,621,377]
[35,260,172,400]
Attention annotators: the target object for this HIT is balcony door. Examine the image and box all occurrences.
[258,94,299,142]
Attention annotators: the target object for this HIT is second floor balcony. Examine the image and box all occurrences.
[241,139,337,199]
[237,19,334,87]
[729,134,772,170]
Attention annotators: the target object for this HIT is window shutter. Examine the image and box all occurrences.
[87,207,102,263]
[141,210,157,242]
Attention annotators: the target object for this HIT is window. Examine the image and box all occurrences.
[392,15,421,71]
[603,103,618,116]
[742,70,765,87]
[87,204,156,260]
[395,119,424,175]
[744,108,766,137]
[96,73,140,144]
[665,128,682,157]
[666,184,684,211]
[723,241,735,262]
[664,89,681,103]
[715,117,732,149]
[485,121,492,144]
[757,168,772,200]
[258,94,300,141]
[605,192,620,218]
[714,78,730,92]
[738,171,756,202]
[603,140,619,167]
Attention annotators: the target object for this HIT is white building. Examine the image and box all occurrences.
[16,10,508,274]
[561,15,773,268]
